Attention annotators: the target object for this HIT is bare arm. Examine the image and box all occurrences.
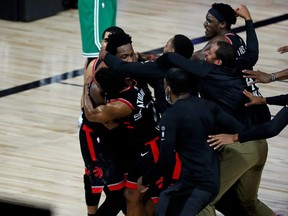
[83,81,132,123]
[84,85,132,125]
[243,68,288,84]
[81,59,97,108]
[243,43,288,83]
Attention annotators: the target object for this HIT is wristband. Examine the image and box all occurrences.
[270,73,276,82]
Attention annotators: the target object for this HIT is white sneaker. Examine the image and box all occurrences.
[77,112,83,127]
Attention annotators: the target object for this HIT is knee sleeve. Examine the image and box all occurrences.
[84,174,101,206]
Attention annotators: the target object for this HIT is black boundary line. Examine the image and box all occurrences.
[0,69,83,97]
[58,81,83,87]
[0,13,287,98]
[147,13,288,53]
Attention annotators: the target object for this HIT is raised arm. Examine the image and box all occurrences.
[235,4,251,21]
[235,5,259,70]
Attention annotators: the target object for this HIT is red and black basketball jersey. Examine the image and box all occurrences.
[106,85,160,150]
[224,32,246,58]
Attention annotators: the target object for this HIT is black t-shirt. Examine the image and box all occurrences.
[142,96,245,193]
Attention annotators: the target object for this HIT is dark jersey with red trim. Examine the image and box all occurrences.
[224,32,246,59]
[224,21,262,97]
[81,58,108,133]
[224,21,271,124]
[106,85,160,151]
[81,58,128,160]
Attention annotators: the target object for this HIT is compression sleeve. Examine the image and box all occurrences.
[236,20,259,70]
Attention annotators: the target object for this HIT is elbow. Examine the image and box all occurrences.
[243,55,259,69]
[269,127,281,137]
[262,127,280,140]
[83,110,93,122]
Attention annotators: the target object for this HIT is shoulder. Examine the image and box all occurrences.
[210,35,228,44]
[224,32,245,46]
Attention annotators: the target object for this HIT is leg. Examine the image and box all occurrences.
[96,187,126,216]
[144,199,156,216]
[124,188,146,216]
[198,142,258,216]
[157,184,215,216]
[84,174,101,215]
[178,188,216,216]
[234,139,275,216]
[215,185,246,216]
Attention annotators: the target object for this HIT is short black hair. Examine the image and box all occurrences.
[105,33,132,55]
[173,34,194,59]
[95,67,126,98]
[101,26,125,39]
[211,3,236,27]
[165,68,192,95]
[215,41,236,68]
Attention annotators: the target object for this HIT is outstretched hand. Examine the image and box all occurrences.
[242,69,271,84]
[277,45,288,54]
[243,89,266,107]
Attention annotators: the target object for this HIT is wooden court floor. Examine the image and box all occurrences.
[0,0,287,215]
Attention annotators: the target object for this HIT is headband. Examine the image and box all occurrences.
[208,8,227,23]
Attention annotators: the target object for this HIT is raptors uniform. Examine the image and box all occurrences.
[78,0,117,58]
[224,21,263,97]
[105,84,162,202]
[79,60,126,203]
